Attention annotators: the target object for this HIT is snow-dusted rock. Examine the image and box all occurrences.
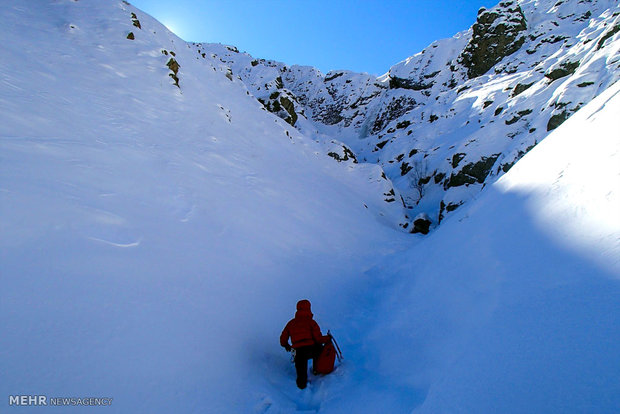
[205,0,620,231]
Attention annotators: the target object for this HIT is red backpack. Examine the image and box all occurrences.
[314,332,343,375]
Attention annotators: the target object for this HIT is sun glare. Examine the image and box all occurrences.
[162,20,182,37]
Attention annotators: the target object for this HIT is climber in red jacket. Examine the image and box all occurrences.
[280,299,330,389]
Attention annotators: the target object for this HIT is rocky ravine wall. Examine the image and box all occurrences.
[196,0,620,232]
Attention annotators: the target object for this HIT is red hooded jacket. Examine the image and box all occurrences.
[280,300,329,349]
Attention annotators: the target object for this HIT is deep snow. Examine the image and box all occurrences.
[0,2,410,412]
[363,80,620,413]
[1,1,619,413]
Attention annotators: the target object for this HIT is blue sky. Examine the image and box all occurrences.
[129,0,500,75]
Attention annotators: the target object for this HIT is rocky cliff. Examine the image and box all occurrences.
[194,0,620,231]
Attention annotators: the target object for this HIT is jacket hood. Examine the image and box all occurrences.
[295,299,313,319]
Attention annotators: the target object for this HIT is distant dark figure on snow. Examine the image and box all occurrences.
[280,299,330,389]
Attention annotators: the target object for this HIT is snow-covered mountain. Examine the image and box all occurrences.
[204,0,620,230]
[1,1,619,413]
[0,1,409,412]
[363,79,620,413]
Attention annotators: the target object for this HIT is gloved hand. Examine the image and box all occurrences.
[284,344,292,352]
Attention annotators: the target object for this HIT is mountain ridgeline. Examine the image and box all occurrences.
[191,0,620,232]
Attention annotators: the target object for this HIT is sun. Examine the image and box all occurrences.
[161,19,183,38]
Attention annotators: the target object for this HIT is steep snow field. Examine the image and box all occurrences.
[1,1,619,413]
[362,80,620,413]
[0,2,410,412]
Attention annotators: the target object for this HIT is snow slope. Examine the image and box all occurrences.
[0,2,410,412]
[361,80,620,413]
[1,1,619,413]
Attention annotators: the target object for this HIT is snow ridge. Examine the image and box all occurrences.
[1,0,619,413]
[204,0,620,231]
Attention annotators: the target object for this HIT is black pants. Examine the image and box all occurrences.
[294,343,323,389]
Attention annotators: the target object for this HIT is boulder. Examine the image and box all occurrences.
[412,213,432,235]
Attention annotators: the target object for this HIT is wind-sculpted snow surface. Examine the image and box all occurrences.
[1,1,619,413]
[0,2,409,412]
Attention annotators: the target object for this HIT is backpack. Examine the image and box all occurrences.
[315,340,337,374]
[314,333,343,375]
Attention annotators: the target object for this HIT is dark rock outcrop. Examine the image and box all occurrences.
[547,110,569,131]
[459,1,527,79]
[166,56,180,88]
[258,90,301,126]
[446,155,500,188]
[545,61,580,81]
[412,213,432,234]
